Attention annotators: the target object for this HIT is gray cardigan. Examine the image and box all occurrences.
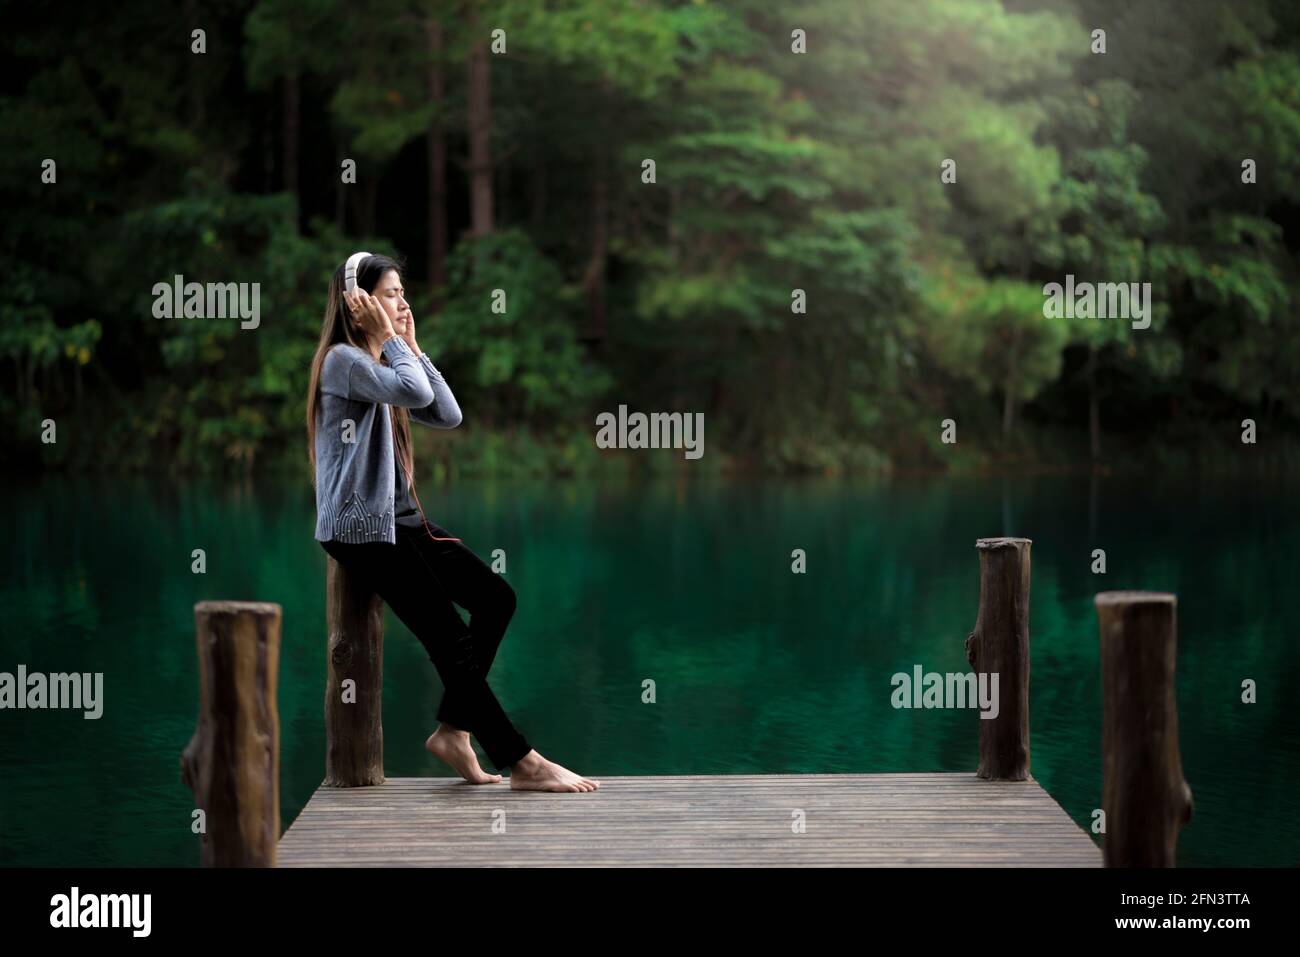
[314,335,462,544]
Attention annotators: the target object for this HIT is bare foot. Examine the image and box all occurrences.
[508,750,600,793]
[425,727,502,784]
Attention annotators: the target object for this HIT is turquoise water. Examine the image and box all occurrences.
[1,474,1296,866]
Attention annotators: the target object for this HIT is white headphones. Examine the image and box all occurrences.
[343,251,373,293]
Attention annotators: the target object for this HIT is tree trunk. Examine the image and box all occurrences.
[335,144,347,232]
[1002,329,1022,440]
[1088,469,1099,541]
[354,175,379,238]
[499,145,511,224]
[1096,591,1194,867]
[581,173,609,344]
[180,601,281,867]
[1002,373,1017,439]
[466,17,493,238]
[965,537,1031,781]
[531,149,546,232]
[426,20,447,307]
[262,108,274,193]
[324,556,385,787]
[185,0,205,129]
[668,186,681,262]
[282,71,300,203]
[1087,344,1101,461]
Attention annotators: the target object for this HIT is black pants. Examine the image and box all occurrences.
[320,520,532,771]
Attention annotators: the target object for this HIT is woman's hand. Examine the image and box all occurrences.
[346,289,395,343]
[399,312,419,355]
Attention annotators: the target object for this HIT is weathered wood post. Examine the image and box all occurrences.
[965,537,1031,780]
[180,601,281,867]
[324,555,385,786]
[1096,591,1194,867]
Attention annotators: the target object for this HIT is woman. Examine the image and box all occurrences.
[306,251,598,793]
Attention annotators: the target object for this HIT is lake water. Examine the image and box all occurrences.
[1,474,1296,866]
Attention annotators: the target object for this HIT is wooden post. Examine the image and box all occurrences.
[965,537,1031,781]
[180,601,281,867]
[1096,591,1194,867]
[324,556,385,787]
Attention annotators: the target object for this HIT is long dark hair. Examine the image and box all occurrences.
[306,254,415,497]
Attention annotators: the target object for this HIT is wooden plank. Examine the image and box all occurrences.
[278,773,1101,867]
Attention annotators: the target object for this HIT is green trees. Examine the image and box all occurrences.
[3,0,1298,475]
[1068,0,1300,449]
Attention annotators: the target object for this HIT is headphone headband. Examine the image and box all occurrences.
[343,251,373,293]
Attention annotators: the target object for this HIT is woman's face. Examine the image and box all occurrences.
[371,269,411,336]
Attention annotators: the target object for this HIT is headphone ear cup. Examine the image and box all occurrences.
[343,251,373,296]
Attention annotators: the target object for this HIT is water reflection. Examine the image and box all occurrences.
[0,473,1296,866]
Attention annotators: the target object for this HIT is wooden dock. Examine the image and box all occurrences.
[278,772,1101,867]
[191,545,1187,868]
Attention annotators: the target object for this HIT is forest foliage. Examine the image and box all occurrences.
[3,0,1298,476]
